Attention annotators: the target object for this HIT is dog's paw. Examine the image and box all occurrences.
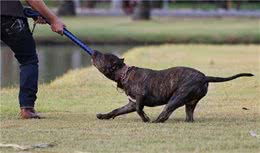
[96,113,103,119]
[151,120,158,123]
[96,113,111,120]
[185,119,194,123]
[142,117,151,123]
[152,116,169,123]
[152,119,165,123]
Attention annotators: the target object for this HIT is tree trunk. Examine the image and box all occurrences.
[218,0,233,10]
[82,0,97,9]
[236,1,241,10]
[57,0,76,16]
[226,0,232,10]
[151,0,162,9]
[132,0,151,20]
[122,0,135,15]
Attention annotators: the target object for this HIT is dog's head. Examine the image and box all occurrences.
[92,50,125,81]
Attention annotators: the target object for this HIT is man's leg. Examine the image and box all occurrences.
[1,16,40,118]
[18,54,38,108]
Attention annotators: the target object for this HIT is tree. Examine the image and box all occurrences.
[151,0,163,9]
[132,0,151,20]
[217,0,233,10]
[226,0,232,10]
[57,0,76,16]
[82,0,97,9]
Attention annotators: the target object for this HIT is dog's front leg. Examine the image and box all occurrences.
[96,102,136,120]
[135,96,150,122]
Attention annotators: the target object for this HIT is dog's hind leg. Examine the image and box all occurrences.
[185,84,208,122]
[153,92,187,123]
[96,102,136,120]
[185,102,198,122]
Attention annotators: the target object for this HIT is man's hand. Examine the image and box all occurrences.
[26,0,66,35]
[34,16,65,35]
[50,18,65,35]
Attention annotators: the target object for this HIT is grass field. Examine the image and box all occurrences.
[31,17,260,44]
[0,44,259,153]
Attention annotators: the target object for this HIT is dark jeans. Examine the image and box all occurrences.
[1,16,38,108]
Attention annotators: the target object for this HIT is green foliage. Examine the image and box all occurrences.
[1,45,259,153]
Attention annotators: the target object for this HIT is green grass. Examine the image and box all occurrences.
[31,17,260,44]
[1,44,260,153]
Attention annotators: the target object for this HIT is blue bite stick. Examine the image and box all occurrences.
[23,7,94,56]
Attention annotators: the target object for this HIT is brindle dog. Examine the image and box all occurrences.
[91,50,253,123]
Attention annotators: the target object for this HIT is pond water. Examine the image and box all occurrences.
[0,44,137,88]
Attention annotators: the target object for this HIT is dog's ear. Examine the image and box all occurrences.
[120,58,124,63]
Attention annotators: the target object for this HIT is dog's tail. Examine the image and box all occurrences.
[206,73,254,83]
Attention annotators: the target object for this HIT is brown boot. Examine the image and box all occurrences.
[20,108,41,119]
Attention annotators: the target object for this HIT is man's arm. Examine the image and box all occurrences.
[25,0,65,35]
